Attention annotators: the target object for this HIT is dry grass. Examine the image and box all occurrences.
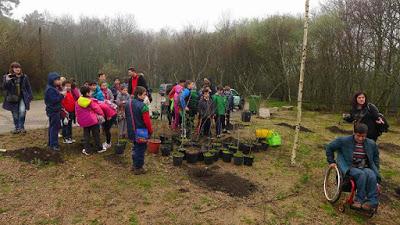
[0,110,399,225]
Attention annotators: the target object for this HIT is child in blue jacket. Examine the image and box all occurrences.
[180,80,195,138]
[44,72,65,151]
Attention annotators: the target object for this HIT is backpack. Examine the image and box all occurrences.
[367,103,389,135]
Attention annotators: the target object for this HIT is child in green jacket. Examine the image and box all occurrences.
[213,86,227,138]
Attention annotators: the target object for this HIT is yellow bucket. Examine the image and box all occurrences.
[255,129,272,138]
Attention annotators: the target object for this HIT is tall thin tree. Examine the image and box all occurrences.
[291,0,310,165]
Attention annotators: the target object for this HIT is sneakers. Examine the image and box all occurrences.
[11,129,20,134]
[102,142,112,149]
[351,201,362,209]
[50,146,60,151]
[362,202,377,211]
[97,147,107,153]
[19,129,27,134]
[217,135,222,138]
[133,168,147,175]
[63,139,73,144]
[82,149,90,156]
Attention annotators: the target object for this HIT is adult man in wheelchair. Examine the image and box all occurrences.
[325,123,381,211]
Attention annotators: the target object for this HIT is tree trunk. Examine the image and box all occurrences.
[291,0,310,165]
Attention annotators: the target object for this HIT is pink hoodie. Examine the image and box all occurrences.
[75,97,104,128]
[99,100,117,120]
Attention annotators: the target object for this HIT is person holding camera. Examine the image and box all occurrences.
[2,62,33,134]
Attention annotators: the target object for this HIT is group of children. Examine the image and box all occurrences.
[43,71,236,174]
[166,79,234,139]
[44,72,133,153]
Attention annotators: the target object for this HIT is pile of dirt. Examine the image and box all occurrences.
[326,126,353,135]
[3,147,64,165]
[275,123,314,133]
[187,167,257,197]
[378,143,400,155]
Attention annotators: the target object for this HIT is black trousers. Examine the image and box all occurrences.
[102,115,117,144]
[83,124,102,152]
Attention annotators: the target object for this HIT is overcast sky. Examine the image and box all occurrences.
[12,0,321,31]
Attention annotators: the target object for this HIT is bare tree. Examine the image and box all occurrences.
[291,0,310,165]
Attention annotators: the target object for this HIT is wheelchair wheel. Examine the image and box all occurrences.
[324,166,342,203]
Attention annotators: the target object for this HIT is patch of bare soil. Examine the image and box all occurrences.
[2,147,64,164]
[378,143,400,155]
[276,122,314,133]
[103,153,130,168]
[326,126,353,135]
[187,166,257,197]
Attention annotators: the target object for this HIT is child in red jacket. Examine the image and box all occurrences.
[61,80,76,144]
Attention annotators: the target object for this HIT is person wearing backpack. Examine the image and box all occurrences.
[2,62,33,134]
[125,86,153,175]
[344,92,387,142]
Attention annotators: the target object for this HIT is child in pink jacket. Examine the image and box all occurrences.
[75,86,106,155]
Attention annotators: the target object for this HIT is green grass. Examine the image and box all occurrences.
[321,203,337,217]
[129,211,138,225]
[381,168,397,179]
[36,218,61,225]
[265,99,292,108]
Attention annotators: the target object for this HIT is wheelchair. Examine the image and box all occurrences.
[323,166,379,217]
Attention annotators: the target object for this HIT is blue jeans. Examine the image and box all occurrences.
[348,167,378,206]
[132,142,147,169]
[48,112,61,148]
[11,100,26,130]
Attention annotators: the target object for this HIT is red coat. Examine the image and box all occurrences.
[62,91,75,113]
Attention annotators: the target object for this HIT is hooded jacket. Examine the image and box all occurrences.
[99,101,117,120]
[92,85,105,101]
[75,96,104,128]
[44,72,64,115]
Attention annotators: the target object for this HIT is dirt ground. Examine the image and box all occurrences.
[0,110,400,225]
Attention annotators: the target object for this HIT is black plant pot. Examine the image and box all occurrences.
[222,151,233,163]
[204,154,214,165]
[161,145,172,156]
[229,146,238,154]
[210,151,219,162]
[233,156,244,165]
[186,151,199,164]
[239,143,251,155]
[198,151,205,161]
[253,143,262,152]
[114,141,127,155]
[261,142,269,151]
[244,155,254,166]
[173,154,184,166]
[178,148,186,160]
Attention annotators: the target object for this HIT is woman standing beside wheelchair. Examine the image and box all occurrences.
[343,92,386,142]
[2,62,33,134]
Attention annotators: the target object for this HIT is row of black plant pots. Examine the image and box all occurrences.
[172,147,254,167]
